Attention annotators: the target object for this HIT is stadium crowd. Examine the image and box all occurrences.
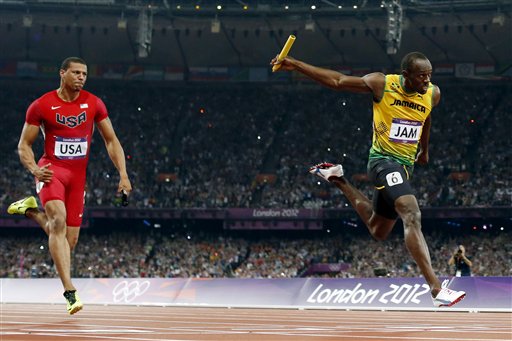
[0,80,510,280]
[0,80,510,210]
[1,227,510,279]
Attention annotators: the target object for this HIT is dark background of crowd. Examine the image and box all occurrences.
[1,220,510,279]
[1,80,510,210]
[1,79,510,280]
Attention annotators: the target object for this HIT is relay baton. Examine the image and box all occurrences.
[272,35,296,72]
[121,189,129,207]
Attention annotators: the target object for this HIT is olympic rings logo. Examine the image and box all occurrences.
[112,280,151,303]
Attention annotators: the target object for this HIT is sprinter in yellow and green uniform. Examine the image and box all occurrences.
[271,52,466,307]
[370,73,434,166]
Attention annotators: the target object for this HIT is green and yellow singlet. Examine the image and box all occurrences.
[369,74,434,166]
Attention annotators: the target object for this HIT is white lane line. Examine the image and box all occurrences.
[3,318,510,336]
[5,306,512,321]
[243,331,512,341]
[23,328,153,334]
[2,306,510,341]
[11,332,201,341]
[34,309,512,322]
[3,309,511,328]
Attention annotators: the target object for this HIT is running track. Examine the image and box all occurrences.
[1,304,511,340]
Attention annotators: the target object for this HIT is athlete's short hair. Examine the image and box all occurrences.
[400,52,428,72]
[60,57,87,71]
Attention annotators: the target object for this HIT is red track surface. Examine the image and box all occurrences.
[1,304,511,340]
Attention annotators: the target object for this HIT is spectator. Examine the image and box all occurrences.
[448,245,473,277]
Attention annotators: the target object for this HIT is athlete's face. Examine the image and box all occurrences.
[60,62,87,92]
[402,59,432,94]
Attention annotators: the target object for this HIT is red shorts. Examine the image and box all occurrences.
[35,161,86,227]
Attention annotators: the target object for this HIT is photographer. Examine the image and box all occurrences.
[448,245,473,277]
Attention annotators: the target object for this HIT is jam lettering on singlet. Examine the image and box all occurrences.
[389,118,422,144]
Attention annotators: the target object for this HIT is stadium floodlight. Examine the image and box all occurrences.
[117,12,127,30]
[211,17,221,33]
[22,14,33,28]
[384,0,403,55]
[492,12,505,26]
[305,17,315,31]
[117,18,127,30]
[136,8,153,58]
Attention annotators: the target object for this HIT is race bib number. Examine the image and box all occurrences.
[386,171,403,187]
[54,137,87,160]
[389,118,422,144]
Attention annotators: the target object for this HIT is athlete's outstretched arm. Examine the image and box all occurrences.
[271,56,375,92]
[18,123,53,182]
[270,56,386,100]
[96,117,132,194]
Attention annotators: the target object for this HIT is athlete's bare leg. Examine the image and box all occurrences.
[65,227,80,251]
[331,177,396,240]
[44,200,76,291]
[395,195,441,295]
[26,208,79,251]
[26,209,49,235]
[331,178,442,295]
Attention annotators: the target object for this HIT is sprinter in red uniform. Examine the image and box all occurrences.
[8,57,132,314]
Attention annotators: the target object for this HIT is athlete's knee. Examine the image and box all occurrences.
[402,209,421,228]
[368,216,393,241]
[401,209,422,237]
[370,227,389,241]
[66,228,80,251]
[395,196,421,228]
[47,215,66,234]
[68,237,78,251]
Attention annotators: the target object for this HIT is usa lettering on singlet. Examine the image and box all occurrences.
[25,89,108,168]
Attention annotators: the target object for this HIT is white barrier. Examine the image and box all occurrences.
[1,277,510,312]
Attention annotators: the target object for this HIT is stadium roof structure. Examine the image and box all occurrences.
[0,0,510,69]
[0,1,508,15]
